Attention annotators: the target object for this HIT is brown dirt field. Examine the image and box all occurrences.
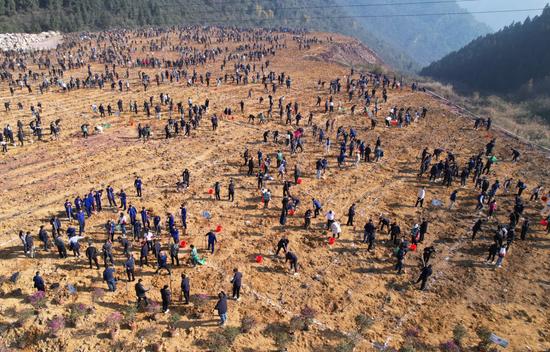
[0,29,549,352]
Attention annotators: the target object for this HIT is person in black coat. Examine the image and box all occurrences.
[285,251,298,273]
[275,237,289,256]
[213,291,228,325]
[416,265,432,290]
[135,279,149,308]
[140,241,148,267]
[86,241,100,269]
[181,274,190,304]
[125,254,135,281]
[33,271,45,292]
[231,268,242,300]
[346,203,356,226]
[161,285,171,313]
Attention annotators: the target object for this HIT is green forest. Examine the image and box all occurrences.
[421,5,550,96]
[0,0,488,73]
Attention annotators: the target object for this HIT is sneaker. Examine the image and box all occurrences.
[164,309,170,314]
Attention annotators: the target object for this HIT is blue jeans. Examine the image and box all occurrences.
[219,313,227,325]
[208,242,215,254]
[107,279,116,292]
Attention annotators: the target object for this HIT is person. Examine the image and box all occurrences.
[423,246,436,265]
[140,241,149,267]
[415,187,426,207]
[103,265,117,292]
[170,240,180,266]
[156,251,171,275]
[125,254,136,281]
[134,177,143,197]
[214,291,228,325]
[228,178,235,202]
[25,232,35,258]
[495,245,507,268]
[135,279,149,308]
[330,220,341,239]
[449,190,458,209]
[346,203,356,226]
[33,271,45,292]
[419,219,429,243]
[416,265,432,290]
[161,285,171,313]
[181,274,190,304]
[486,242,499,264]
[395,246,406,274]
[206,231,217,254]
[231,268,243,301]
[325,210,335,228]
[276,237,289,256]
[472,219,483,240]
[86,241,100,269]
[520,218,529,240]
[304,209,312,229]
[54,235,67,259]
[285,251,298,273]
[38,225,49,251]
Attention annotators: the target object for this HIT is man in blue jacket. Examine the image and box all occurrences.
[213,291,228,325]
[134,177,143,197]
[231,268,242,300]
[33,271,45,292]
[103,265,116,292]
[206,231,217,254]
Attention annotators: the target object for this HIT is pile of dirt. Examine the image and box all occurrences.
[0,31,62,51]
[313,37,382,68]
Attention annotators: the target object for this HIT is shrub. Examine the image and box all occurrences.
[475,326,492,351]
[168,313,181,329]
[105,311,123,329]
[440,340,460,352]
[263,323,294,351]
[452,324,467,346]
[91,288,105,304]
[137,327,158,339]
[47,315,65,337]
[198,326,241,351]
[240,315,257,333]
[355,314,374,334]
[27,291,47,309]
[67,303,90,327]
[123,305,137,324]
[146,300,161,314]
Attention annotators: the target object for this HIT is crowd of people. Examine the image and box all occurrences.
[3,26,549,335]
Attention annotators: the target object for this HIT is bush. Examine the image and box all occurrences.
[105,311,123,329]
[240,315,257,333]
[123,305,137,325]
[67,303,91,327]
[475,326,492,351]
[199,326,241,352]
[440,340,460,352]
[47,315,65,337]
[146,300,161,314]
[91,288,105,304]
[168,313,181,329]
[355,314,374,334]
[263,323,294,351]
[452,324,467,346]
[27,291,47,309]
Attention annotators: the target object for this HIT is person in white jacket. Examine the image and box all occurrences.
[330,221,342,239]
[415,187,426,208]
[325,210,336,229]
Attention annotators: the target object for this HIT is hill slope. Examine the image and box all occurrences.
[0,0,489,71]
[420,6,550,95]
